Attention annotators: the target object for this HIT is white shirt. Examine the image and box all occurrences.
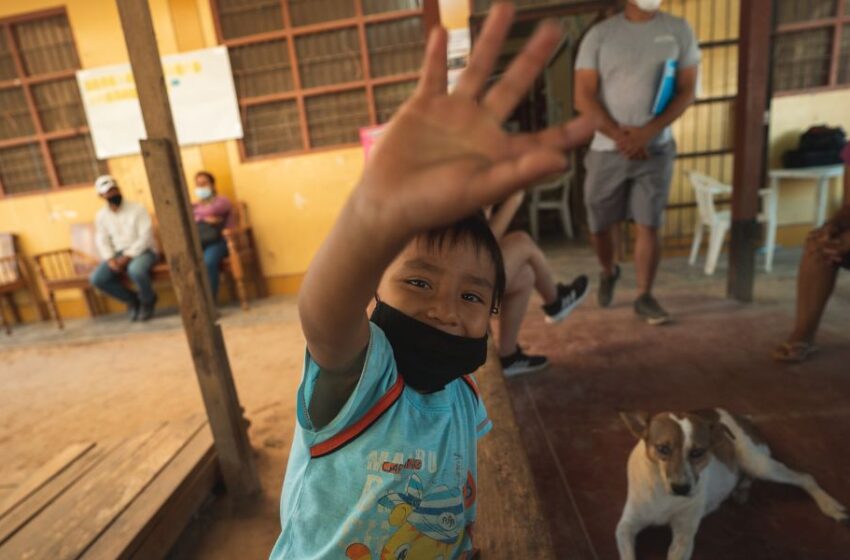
[94,200,155,260]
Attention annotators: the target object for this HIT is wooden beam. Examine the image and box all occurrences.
[727,0,773,302]
[115,0,259,499]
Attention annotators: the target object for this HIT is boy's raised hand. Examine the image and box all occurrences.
[358,3,590,236]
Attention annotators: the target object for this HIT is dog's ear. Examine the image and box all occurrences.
[711,421,735,445]
[619,410,650,440]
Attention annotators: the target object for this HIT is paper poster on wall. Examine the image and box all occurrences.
[77,46,243,159]
[447,28,470,92]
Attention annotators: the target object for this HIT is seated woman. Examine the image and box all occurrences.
[193,171,235,301]
[488,188,589,377]
[774,142,850,362]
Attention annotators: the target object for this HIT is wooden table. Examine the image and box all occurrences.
[768,165,845,227]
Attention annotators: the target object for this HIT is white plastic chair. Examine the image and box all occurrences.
[686,171,777,275]
[528,168,575,240]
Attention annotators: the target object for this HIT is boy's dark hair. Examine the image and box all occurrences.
[418,211,506,312]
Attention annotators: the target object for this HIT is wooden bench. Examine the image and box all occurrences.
[0,233,47,334]
[34,202,267,328]
[0,416,217,560]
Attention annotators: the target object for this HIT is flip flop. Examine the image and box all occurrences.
[772,341,818,363]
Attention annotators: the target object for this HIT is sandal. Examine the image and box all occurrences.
[772,341,818,363]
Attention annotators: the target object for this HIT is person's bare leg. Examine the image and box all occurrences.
[787,238,839,344]
[498,264,535,357]
[500,230,558,305]
[591,227,617,277]
[634,224,661,295]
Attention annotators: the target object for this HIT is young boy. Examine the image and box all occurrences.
[271,4,594,558]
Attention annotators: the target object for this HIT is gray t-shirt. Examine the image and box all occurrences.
[575,12,700,151]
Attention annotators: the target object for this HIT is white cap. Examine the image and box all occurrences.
[94,174,117,195]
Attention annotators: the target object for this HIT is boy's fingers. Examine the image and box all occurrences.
[452,2,514,100]
[482,19,562,120]
[507,117,593,155]
[417,26,448,96]
[468,149,567,205]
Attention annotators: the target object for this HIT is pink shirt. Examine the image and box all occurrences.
[193,195,235,229]
[841,142,850,166]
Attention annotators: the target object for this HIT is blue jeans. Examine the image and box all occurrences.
[90,250,157,305]
[203,239,229,299]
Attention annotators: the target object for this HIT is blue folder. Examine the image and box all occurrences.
[652,58,678,116]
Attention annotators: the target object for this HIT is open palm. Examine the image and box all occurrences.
[360,3,593,234]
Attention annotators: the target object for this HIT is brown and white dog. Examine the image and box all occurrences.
[616,408,847,560]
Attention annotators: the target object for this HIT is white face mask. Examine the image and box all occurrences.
[634,0,662,11]
[195,186,213,200]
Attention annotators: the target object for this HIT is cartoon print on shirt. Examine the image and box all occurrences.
[345,473,476,560]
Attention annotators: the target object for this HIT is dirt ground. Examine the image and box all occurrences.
[0,301,306,560]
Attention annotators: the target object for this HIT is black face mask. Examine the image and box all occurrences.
[107,193,123,207]
[370,300,487,393]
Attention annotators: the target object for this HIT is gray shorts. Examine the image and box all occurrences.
[583,141,676,233]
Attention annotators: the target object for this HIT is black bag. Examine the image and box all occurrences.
[782,125,846,169]
[197,221,223,248]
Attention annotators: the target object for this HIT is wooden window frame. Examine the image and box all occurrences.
[209,0,440,161]
[0,7,99,198]
[772,0,850,96]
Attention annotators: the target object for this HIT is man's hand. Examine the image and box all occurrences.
[357,4,593,237]
[617,125,656,160]
[202,215,222,225]
[108,255,131,272]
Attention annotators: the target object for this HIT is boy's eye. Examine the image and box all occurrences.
[462,293,484,304]
[405,278,430,289]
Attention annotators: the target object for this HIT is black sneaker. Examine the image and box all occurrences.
[127,296,141,322]
[634,293,671,325]
[138,293,158,322]
[542,275,589,324]
[598,264,621,308]
[500,347,549,378]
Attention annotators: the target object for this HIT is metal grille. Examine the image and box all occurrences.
[472,0,591,14]
[840,24,850,83]
[306,90,370,147]
[243,100,302,156]
[229,40,294,98]
[49,135,106,186]
[0,88,35,140]
[296,28,363,88]
[0,144,50,194]
[776,0,836,24]
[773,29,833,91]
[31,78,86,133]
[288,0,355,27]
[366,17,425,78]
[0,10,102,196]
[661,0,739,247]
[374,80,416,122]
[212,1,427,157]
[364,0,422,15]
[215,0,283,41]
[12,14,80,76]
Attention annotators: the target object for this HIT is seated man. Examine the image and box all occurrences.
[89,175,158,321]
[774,142,850,362]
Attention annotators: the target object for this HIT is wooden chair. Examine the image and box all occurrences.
[32,225,103,329]
[221,202,267,309]
[0,233,48,334]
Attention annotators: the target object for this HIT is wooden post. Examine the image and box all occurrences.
[727,0,773,302]
[116,0,259,498]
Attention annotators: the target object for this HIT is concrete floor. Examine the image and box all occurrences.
[2,241,849,559]
[509,242,850,560]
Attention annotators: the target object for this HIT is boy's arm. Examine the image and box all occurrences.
[300,5,592,426]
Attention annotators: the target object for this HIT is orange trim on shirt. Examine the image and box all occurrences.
[310,375,405,459]
[462,375,480,400]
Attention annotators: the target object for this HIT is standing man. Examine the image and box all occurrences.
[90,175,158,321]
[575,0,700,324]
